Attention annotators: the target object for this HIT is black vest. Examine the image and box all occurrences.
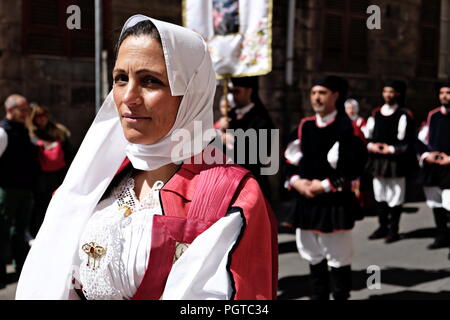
[428,110,450,154]
[0,118,38,189]
[372,108,405,145]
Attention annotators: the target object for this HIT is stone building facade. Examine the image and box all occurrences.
[0,0,449,200]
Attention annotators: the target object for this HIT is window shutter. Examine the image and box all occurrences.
[325,0,345,11]
[347,17,367,72]
[349,0,368,14]
[322,13,344,71]
[70,0,95,57]
[23,0,101,57]
[321,0,368,73]
[417,0,440,77]
[30,0,59,26]
[27,34,65,55]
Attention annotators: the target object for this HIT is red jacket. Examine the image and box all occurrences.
[116,157,278,300]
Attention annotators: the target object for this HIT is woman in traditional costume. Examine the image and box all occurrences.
[16,15,278,300]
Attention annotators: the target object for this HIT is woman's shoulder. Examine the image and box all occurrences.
[178,161,266,209]
[230,172,273,222]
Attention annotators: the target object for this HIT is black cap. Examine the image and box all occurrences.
[230,76,259,90]
[436,80,450,90]
[313,75,349,110]
[313,76,348,95]
[230,76,261,104]
[383,80,406,95]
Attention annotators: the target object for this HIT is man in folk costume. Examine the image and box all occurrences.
[0,95,38,288]
[364,80,417,243]
[218,76,275,201]
[16,15,278,300]
[284,76,367,300]
[417,81,450,251]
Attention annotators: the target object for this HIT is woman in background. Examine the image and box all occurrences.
[27,104,72,239]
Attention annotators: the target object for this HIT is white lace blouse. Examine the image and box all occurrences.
[76,173,164,300]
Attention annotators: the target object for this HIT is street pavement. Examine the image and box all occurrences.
[278,201,450,299]
[2,201,450,300]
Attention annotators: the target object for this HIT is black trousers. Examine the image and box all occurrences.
[432,207,450,239]
[377,202,402,235]
[0,187,33,283]
[309,259,352,300]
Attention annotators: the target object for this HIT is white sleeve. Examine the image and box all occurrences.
[0,127,8,157]
[418,125,429,145]
[327,141,339,169]
[397,114,407,141]
[321,179,332,193]
[161,210,243,300]
[362,117,375,139]
[284,138,302,165]
[419,152,430,168]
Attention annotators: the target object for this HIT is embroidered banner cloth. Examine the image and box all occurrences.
[183,0,273,78]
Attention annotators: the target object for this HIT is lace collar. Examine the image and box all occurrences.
[113,172,164,213]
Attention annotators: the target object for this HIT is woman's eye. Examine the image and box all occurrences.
[113,74,128,84]
[142,76,163,87]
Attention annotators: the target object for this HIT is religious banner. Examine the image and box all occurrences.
[183,0,273,78]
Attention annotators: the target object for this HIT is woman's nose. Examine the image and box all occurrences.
[122,81,143,107]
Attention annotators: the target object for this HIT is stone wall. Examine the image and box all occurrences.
[0,0,448,202]
[0,0,96,148]
[283,0,446,128]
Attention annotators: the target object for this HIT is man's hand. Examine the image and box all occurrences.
[368,143,383,154]
[377,143,392,155]
[309,179,325,197]
[437,153,450,166]
[292,179,314,198]
[425,151,442,164]
[369,143,392,155]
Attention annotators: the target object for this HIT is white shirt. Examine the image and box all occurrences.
[0,127,7,157]
[380,103,398,116]
[234,103,255,120]
[76,173,164,300]
[74,172,242,300]
[316,110,337,127]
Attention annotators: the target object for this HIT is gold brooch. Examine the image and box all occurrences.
[82,242,107,270]
[119,205,133,217]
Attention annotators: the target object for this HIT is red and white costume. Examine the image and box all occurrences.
[16,15,277,300]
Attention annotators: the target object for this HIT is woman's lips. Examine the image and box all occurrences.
[122,114,151,123]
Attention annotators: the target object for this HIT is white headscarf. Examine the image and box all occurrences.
[16,15,216,299]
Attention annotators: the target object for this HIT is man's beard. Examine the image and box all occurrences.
[312,104,325,113]
[384,98,397,105]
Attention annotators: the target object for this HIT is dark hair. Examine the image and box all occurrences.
[115,20,162,57]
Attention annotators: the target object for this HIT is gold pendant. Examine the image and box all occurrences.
[119,205,133,217]
[82,242,107,270]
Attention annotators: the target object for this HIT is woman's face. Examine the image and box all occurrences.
[113,35,182,145]
[34,110,49,129]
